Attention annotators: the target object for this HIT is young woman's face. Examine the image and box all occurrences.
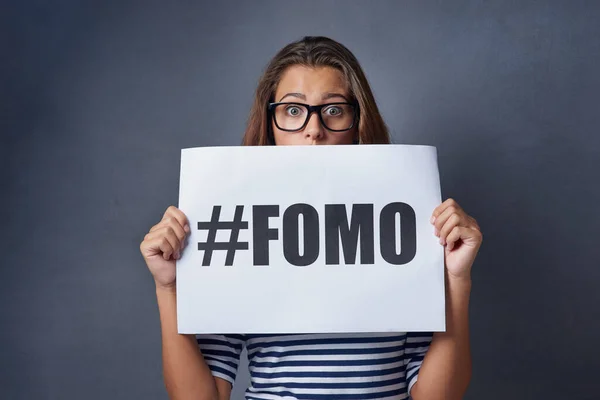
[272,65,358,145]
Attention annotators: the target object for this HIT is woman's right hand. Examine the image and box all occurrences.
[140,206,191,290]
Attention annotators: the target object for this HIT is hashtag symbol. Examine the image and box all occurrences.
[197,205,248,266]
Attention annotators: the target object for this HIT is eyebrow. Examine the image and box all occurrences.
[322,92,349,102]
[279,93,305,102]
[278,92,349,102]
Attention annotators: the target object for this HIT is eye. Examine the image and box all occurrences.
[324,106,343,116]
[285,106,303,117]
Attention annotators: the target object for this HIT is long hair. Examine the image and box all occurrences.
[242,36,390,145]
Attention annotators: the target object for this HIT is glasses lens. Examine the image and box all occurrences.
[274,104,309,131]
[321,104,355,131]
[273,103,356,131]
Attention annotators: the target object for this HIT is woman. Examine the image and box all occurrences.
[140,36,482,400]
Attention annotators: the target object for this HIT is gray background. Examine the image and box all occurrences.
[2,1,599,399]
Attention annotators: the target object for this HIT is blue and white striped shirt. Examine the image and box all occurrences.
[197,332,432,399]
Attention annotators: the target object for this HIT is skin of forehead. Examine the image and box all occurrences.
[275,65,350,103]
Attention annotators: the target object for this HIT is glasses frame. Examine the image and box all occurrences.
[267,101,359,132]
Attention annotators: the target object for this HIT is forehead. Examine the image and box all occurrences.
[275,65,349,98]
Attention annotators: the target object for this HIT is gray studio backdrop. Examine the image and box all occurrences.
[2,1,599,399]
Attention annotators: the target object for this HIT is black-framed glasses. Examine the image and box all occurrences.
[268,102,358,132]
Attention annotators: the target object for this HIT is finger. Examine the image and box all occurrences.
[147,223,187,259]
[150,207,190,234]
[149,222,161,233]
[433,205,462,236]
[445,226,463,251]
[159,217,188,245]
[171,223,188,256]
[469,216,481,231]
[150,214,189,239]
[163,206,191,233]
[142,235,176,261]
[144,227,181,259]
[431,198,462,224]
[439,213,461,245]
[446,226,483,251]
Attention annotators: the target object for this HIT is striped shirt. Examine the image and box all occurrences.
[196,332,432,400]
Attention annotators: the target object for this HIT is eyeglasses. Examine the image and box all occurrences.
[268,102,358,132]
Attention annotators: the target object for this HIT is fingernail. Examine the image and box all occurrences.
[184,224,190,233]
[434,229,439,236]
[175,252,180,260]
[430,216,436,224]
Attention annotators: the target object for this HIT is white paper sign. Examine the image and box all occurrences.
[177,144,445,334]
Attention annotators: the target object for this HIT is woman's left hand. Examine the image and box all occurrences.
[431,198,483,281]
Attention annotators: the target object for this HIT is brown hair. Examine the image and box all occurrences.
[242,36,391,146]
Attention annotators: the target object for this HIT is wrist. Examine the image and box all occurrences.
[446,275,472,298]
[155,281,177,295]
[448,275,472,286]
[446,268,472,287]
